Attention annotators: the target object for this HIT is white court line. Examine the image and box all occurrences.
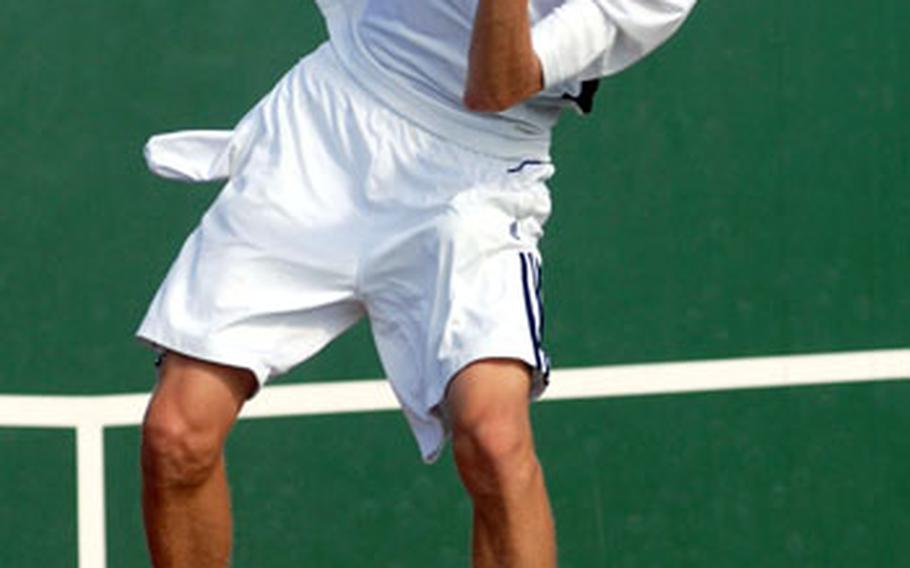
[1,347,909,568]
[76,425,106,568]
[1,348,910,429]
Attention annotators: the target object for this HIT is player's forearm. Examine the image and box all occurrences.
[463,0,543,112]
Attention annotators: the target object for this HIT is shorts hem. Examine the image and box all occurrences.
[136,327,271,394]
[415,348,551,464]
[440,351,550,404]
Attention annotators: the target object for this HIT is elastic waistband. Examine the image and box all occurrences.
[321,33,553,161]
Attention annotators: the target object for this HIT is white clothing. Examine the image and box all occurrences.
[139,0,697,460]
[146,0,698,179]
[320,0,697,157]
[138,45,553,462]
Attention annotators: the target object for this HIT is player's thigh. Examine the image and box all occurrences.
[144,352,257,450]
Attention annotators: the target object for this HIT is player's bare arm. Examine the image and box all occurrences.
[464,0,544,112]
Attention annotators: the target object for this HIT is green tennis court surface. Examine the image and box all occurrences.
[4,379,910,566]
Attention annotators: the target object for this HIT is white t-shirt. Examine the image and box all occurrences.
[318,0,696,158]
[144,0,698,181]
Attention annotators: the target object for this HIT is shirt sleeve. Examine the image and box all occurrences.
[531,0,697,88]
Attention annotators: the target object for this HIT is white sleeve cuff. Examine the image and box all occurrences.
[531,0,615,88]
[532,0,698,87]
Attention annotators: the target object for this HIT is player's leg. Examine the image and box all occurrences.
[447,358,556,568]
[141,352,257,568]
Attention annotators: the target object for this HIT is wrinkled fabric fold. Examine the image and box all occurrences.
[144,130,234,182]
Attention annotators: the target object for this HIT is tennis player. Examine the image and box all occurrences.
[137,0,696,565]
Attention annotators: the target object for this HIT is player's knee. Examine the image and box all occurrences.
[141,412,223,488]
[452,417,538,498]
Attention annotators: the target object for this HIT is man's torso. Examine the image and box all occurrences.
[318,0,577,158]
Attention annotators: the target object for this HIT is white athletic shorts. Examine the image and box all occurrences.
[137,43,554,462]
